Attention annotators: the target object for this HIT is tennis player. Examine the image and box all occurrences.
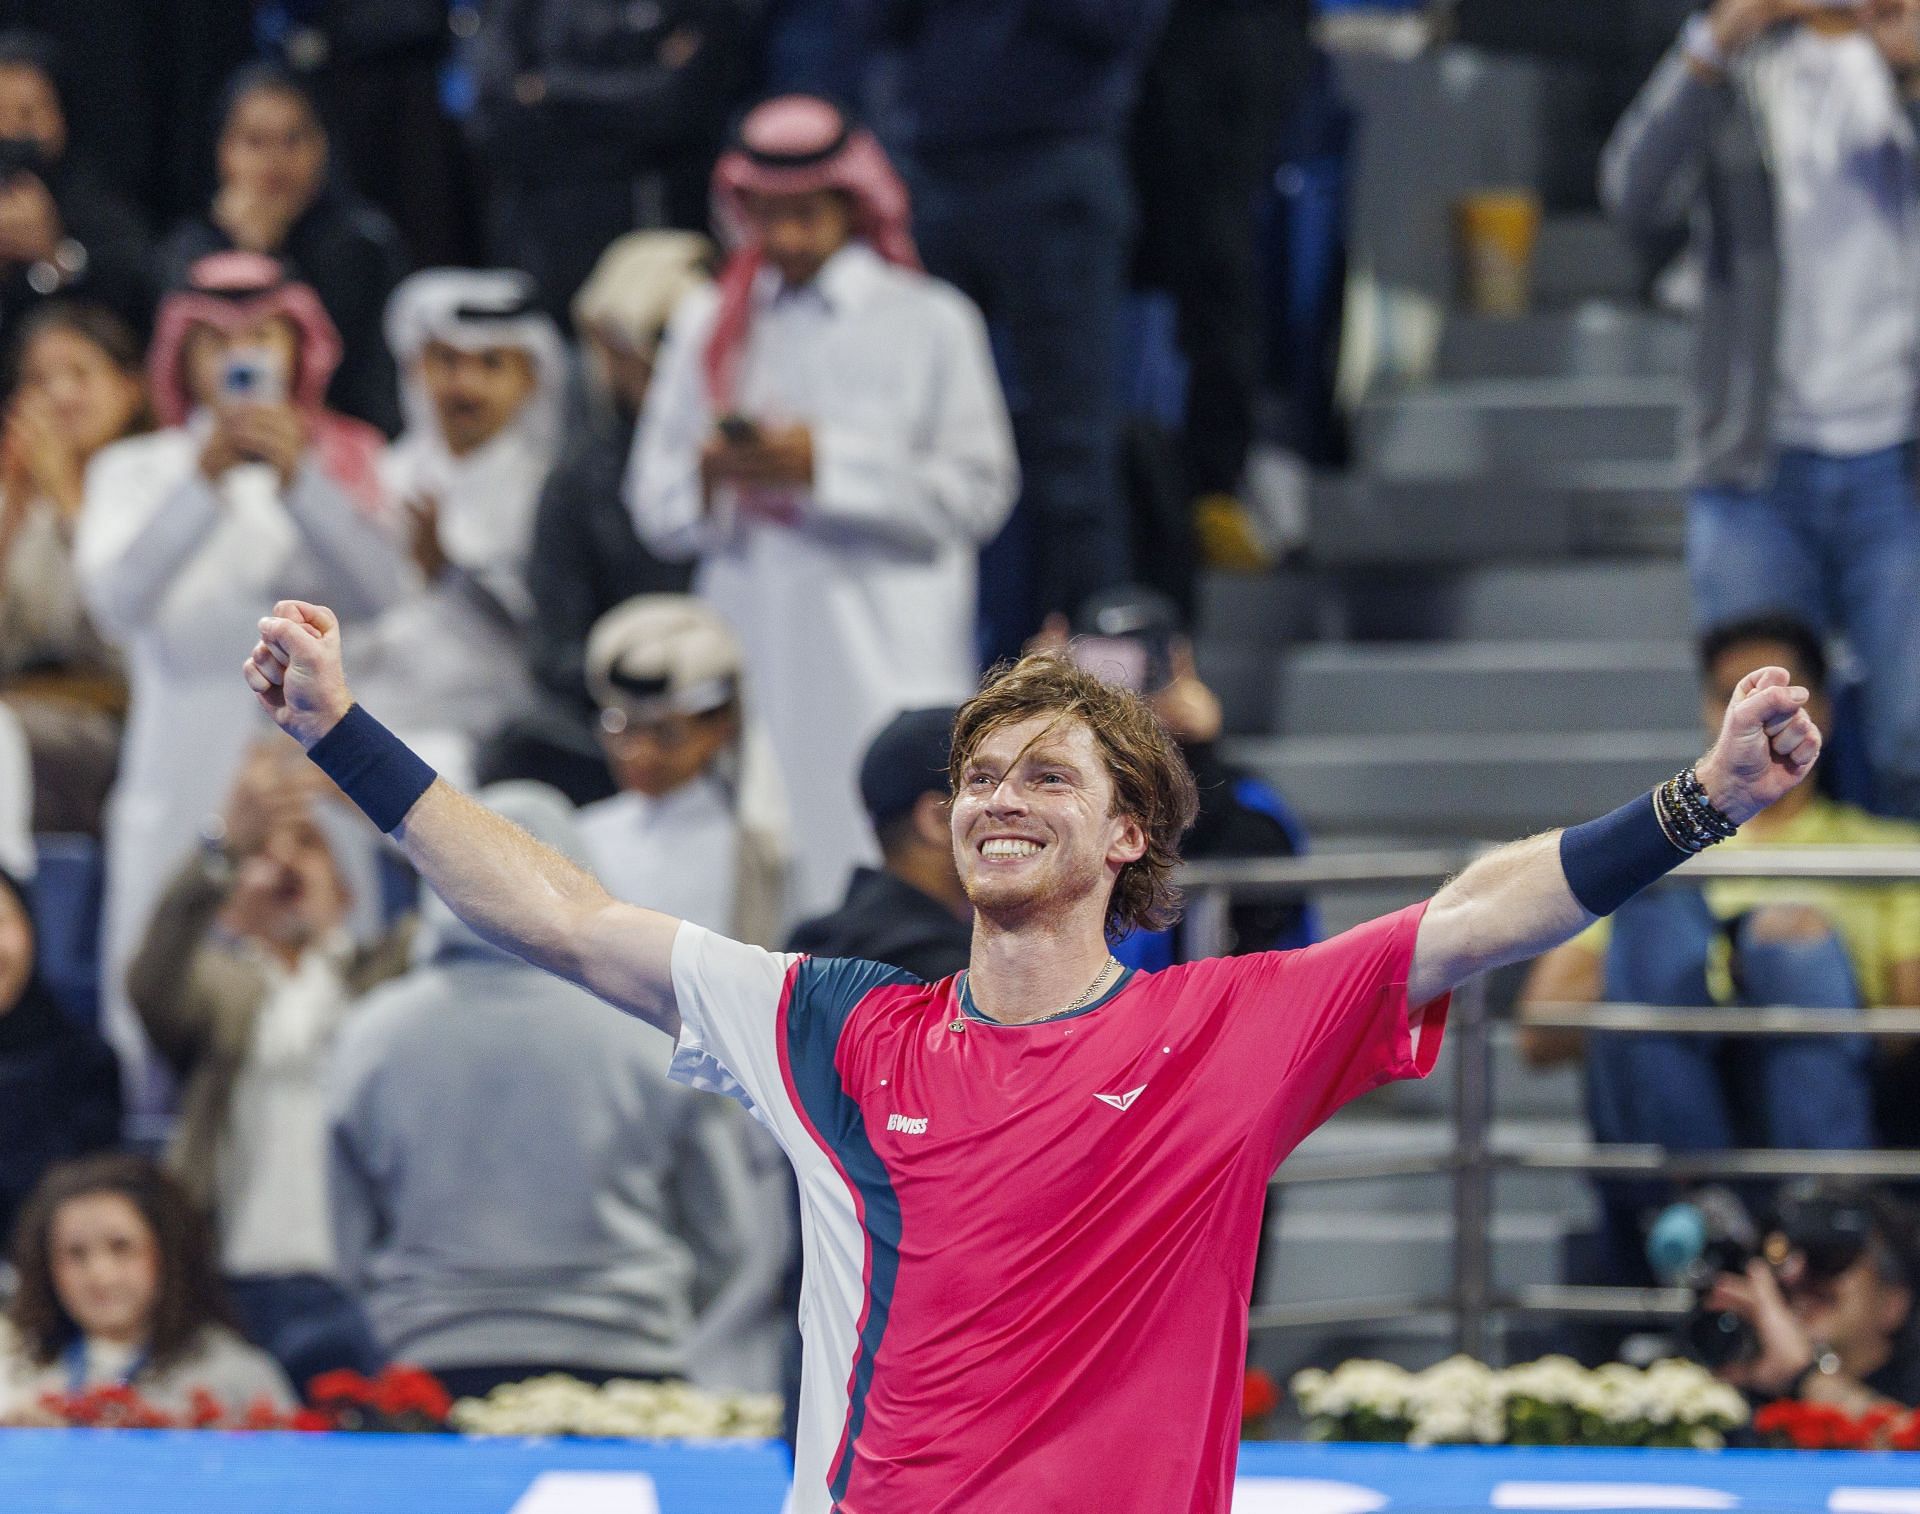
[244,599,1820,1513]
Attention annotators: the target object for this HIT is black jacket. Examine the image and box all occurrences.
[787,867,973,984]
[157,184,409,435]
[524,412,694,714]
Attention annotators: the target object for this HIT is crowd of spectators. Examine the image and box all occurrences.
[0,2,1322,1420]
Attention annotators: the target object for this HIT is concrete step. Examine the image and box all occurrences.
[1221,729,1700,836]
[1447,559,1692,640]
[1356,376,1684,478]
[1436,307,1688,383]
[1277,640,1697,737]
[1307,470,1684,565]
[1531,214,1647,306]
[1282,1114,1594,1215]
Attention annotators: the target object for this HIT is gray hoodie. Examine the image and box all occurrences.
[326,783,759,1377]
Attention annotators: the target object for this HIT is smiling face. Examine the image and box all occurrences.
[48,1191,162,1348]
[18,325,145,458]
[950,714,1147,929]
[418,339,537,456]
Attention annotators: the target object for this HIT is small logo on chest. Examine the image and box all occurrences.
[1093,1085,1147,1112]
[885,1113,929,1135]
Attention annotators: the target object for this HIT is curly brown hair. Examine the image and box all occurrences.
[950,651,1199,937]
[6,1153,237,1370]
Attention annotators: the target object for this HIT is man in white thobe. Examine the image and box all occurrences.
[627,94,1017,916]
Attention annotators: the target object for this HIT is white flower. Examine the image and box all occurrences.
[448,1375,784,1439]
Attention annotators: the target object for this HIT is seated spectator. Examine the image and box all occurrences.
[0,31,152,364]
[0,1153,295,1422]
[0,866,119,1248]
[1703,1181,1920,1411]
[1052,584,1315,966]
[0,302,147,833]
[629,95,1019,915]
[352,269,566,786]
[159,63,408,435]
[503,232,707,803]
[328,783,770,1400]
[125,742,406,1389]
[787,705,973,982]
[1520,616,1920,1272]
[77,252,411,1130]
[576,596,789,948]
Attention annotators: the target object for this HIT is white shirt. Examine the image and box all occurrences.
[628,242,1017,915]
[577,778,740,932]
[217,934,357,1276]
[1759,27,1920,453]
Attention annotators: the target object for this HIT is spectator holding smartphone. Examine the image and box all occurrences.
[76,252,411,1130]
[1602,0,1920,818]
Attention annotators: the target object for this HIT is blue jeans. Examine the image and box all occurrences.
[1689,445,1920,818]
[226,1273,386,1398]
[910,137,1135,662]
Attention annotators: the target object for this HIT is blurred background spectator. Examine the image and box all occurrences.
[158,64,408,436]
[467,0,761,320]
[1520,615,1920,1286]
[0,866,118,1252]
[1,1153,294,1420]
[256,0,482,269]
[786,704,973,982]
[0,302,146,835]
[630,95,1017,915]
[0,31,153,366]
[351,268,564,787]
[511,231,705,802]
[125,743,401,1389]
[577,596,789,948]
[1601,0,1920,820]
[78,251,409,1131]
[863,0,1169,657]
[327,783,773,1399]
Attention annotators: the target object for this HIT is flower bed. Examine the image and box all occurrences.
[1290,1355,1750,1449]
[449,1376,782,1439]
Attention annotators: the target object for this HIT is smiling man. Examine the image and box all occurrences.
[243,601,1821,1514]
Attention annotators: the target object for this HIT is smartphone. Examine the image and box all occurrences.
[717,412,761,445]
[220,347,286,405]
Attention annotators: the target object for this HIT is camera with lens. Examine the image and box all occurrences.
[1647,1181,1876,1370]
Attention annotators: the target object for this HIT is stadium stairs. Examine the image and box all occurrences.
[1198,168,1698,1385]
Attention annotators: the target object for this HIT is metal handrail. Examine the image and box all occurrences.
[1192,845,1920,1350]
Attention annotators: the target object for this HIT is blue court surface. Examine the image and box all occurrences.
[5,1433,1920,1512]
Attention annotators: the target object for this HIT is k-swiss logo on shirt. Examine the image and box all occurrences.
[886,1113,929,1135]
[1093,1086,1147,1112]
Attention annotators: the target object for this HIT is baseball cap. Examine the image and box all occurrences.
[859,707,960,829]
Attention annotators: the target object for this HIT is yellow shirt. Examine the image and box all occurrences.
[1574,796,1920,1008]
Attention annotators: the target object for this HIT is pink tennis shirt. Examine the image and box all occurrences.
[667,901,1449,1513]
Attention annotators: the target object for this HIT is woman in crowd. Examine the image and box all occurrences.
[77,251,411,1130]
[0,1153,294,1422]
[0,867,118,1250]
[159,63,408,435]
[0,303,149,834]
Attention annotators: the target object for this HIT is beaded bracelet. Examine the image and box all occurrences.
[1653,765,1739,854]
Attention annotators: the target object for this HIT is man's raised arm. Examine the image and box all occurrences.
[1406,664,1822,1006]
[242,600,682,1038]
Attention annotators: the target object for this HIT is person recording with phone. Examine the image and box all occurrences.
[1659,1182,1920,1411]
[75,252,411,1132]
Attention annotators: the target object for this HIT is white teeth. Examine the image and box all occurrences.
[981,839,1042,859]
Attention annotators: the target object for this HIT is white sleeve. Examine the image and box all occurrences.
[628,289,724,562]
[75,439,223,641]
[667,922,803,1126]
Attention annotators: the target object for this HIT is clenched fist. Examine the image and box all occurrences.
[242,599,354,750]
[1695,664,1822,825]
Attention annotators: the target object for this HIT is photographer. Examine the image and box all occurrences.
[1702,1183,1920,1412]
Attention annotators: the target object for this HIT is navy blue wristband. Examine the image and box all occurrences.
[305,704,437,834]
[1559,792,1690,918]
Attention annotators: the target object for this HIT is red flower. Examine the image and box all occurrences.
[239,1394,293,1431]
[370,1364,452,1422]
[306,1369,374,1405]
[1242,1368,1280,1422]
[185,1388,226,1429]
[288,1408,335,1433]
